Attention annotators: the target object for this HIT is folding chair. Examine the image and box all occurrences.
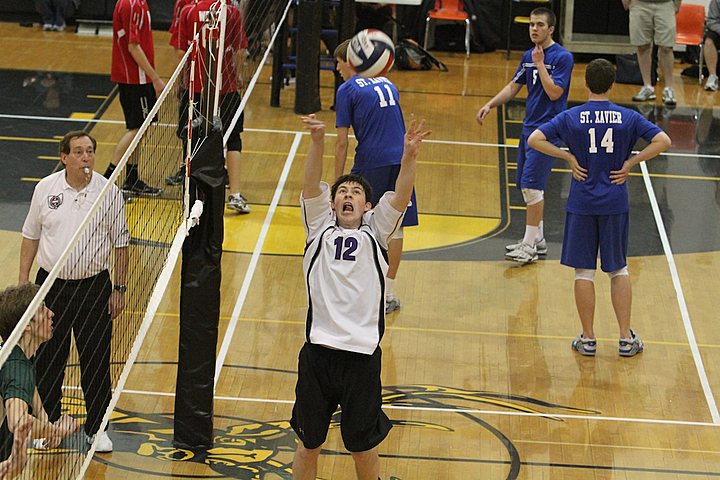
[423,0,471,58]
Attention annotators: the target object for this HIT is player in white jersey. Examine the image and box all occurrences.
[290,114,430,480]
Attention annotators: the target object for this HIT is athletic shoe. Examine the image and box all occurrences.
[122,179,163,197]
[42,24,53,31]
[505,242,538,264]
[385,297,401,314]
[619,329,644,357]
[704,75,719,92]
[632,86,656,102]
[505,237,547,255]
[32,438,49,450]
[227,193,251,214]
[662,87,677,107]
[571,334,597,356]
[87,432,113,453]
[165,166,185,186]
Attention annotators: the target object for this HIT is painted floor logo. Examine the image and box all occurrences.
[91,385,599,479]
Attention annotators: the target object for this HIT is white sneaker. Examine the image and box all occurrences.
[505,237,547,255]
[385,297,401,314]
[505,242,538,264]
[87,431,113,453]
[662,87,676,107]
[227,193,251,214]
[705,75,719,92]
[632,85,656,102]
[32,438,49,450]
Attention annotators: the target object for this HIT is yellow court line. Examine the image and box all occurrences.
[151,312,720,349]
[512,439,720,455]
[0,136,56,143]
[1,135,116,147]
[509,205,526,210]
[70,112,95,120]
[507,162,720,182]
[417,160,497,169]
[21,177,41,182]
[37,156,59,161]
[86,95,108,99]
[505,119,523,124]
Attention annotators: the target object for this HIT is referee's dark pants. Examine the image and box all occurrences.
[34,269,113,437]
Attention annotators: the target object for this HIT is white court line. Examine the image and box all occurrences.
[640,161,720,424]
[115,388,720,428]
[3,113,720,160]
[213,132,303,389]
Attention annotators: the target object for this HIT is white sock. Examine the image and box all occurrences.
[522,226,539,246]
[538,221,544,241]
[710,74,719,81]
[385,278,395,301]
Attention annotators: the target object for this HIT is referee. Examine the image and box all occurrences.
[18,131,130,453]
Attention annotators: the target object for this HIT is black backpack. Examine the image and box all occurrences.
[394,39,448,72]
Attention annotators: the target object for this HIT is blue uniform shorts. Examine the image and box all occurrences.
[516,132,556,191]
[353,164,418,227]
[561,212,629,272]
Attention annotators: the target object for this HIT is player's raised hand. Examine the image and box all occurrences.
[301,114,326,142]
[532,45,544,65]
[403,114,432,160]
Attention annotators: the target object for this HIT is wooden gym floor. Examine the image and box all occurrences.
[1,21,720,479]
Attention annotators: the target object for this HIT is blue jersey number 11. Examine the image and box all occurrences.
[374,85,397,108]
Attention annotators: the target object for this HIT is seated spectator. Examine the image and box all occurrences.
[0,284,79,468]
[35,0,77,32]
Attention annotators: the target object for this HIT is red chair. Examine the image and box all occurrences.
[423,0,471,58]
[675,3,706,84]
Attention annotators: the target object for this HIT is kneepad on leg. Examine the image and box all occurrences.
[521,188,544,206]
[607,266,629,279]
[575,268,596,282]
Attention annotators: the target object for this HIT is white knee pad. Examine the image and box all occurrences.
[521,188,544,206]
[608,266,629,279]
[575,268,596,282]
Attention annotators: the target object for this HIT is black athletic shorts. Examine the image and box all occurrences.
[177,91,244,152]
[118,83,157,130]
[290,342,392,452]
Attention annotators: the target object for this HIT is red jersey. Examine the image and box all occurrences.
[178,0,248,94]
[169,0,193,49]
[111,0,155,85]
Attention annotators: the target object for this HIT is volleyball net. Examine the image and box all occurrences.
[0,1,291,478]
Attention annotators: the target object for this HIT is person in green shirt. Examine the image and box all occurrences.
[0,283,78,471]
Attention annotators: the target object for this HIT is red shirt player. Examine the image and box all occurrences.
[177,0,248,95]
[176,0,252,214]
[106,0,166,196]
[169,0,194,55]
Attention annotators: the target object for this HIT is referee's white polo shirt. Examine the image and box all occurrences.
[22,170,130,280]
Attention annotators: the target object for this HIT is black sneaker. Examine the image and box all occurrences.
[165,166,185,186]
[122,179,163,197]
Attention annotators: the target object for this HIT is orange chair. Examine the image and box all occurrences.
[423,0,471,58]
[675,3,706,84]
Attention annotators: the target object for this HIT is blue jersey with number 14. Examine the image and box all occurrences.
[335,75,405,171]
[513,43,573,133]
[538,100,662,215]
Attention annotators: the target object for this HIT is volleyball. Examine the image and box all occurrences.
[347,29,395,78]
